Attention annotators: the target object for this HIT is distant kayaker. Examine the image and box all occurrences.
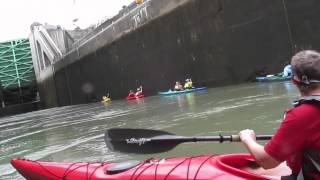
[174,81,183,91]
[101,95,110,102]
[101,93,111,102]
[184,79,193,89]
[240,50,320,179]
[135,85,143,96]
[282,64,292,77]
[184,79,189,89]
[128,90,135,98]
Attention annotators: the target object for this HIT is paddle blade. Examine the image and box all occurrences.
[105,128,179,154]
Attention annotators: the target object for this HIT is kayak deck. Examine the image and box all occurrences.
[11,153,291,180]
[126,94,144,100]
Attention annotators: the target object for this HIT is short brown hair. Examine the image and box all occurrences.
[291,50,320,91]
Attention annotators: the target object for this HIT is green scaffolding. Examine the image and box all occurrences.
[0,39,35,89]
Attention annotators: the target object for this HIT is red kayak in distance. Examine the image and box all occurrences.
[11,153,291,180]
[126,94,144,100]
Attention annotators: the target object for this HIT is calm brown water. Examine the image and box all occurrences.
[0,81,299,179]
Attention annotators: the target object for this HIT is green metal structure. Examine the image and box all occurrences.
[0,39,35,89]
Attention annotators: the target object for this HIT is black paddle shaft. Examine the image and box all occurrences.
[105,128,272,154]
[141,135,271,143]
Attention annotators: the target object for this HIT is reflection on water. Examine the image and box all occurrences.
[0,81,299,179]
[186,93,195,107]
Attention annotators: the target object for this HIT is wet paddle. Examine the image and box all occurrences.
[105,128,272,154]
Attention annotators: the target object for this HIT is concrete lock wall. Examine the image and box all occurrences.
[40,0,320,107]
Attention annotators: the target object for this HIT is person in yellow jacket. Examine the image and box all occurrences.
[101,93,111,102]
[184,79,193,89]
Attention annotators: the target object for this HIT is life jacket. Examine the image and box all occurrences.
[184,82,189,88]
[288,96,320,180]
[293,96,320,107]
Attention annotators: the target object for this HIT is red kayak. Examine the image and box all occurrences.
[126,94,144,100]
[11,153,290,180]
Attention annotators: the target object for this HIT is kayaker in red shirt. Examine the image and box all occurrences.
[240,50,320,179]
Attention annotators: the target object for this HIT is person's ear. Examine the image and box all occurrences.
[291,75,300,85]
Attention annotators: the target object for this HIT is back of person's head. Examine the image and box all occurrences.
[291,50,320,92]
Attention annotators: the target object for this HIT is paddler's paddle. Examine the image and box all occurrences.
[105,128,272,154]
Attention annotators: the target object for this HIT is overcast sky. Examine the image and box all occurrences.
[0,0,133,42]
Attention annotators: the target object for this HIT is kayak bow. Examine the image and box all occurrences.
[11,153,290,180]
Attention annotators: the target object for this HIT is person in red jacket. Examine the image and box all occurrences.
[128,90,135,98]
[240,50,320,179]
